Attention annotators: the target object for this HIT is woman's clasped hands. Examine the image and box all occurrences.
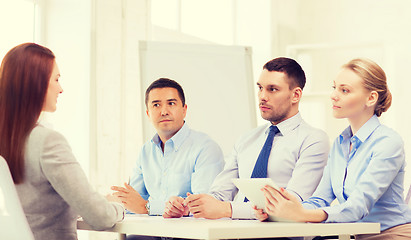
[254,186,306,222]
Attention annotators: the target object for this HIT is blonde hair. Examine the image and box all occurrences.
[343,58,392,117]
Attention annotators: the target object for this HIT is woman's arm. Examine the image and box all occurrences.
[40,130,124,230]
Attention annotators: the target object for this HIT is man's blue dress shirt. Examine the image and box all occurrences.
[303,115,411,231]
[129,123,224,215]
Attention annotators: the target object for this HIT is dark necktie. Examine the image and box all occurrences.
[245,125,279,202]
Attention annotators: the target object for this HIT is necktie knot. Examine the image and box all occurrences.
[269,125,279,135]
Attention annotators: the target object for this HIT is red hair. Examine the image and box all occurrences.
[0,43,55,183]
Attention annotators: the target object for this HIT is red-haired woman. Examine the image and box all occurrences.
[0,43,124,240]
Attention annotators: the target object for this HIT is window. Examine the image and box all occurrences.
[0,0,37,60]
[151,0,234,45]
[150,0,272,125]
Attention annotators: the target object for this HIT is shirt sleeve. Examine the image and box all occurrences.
[209,143,240,202]
[230,201,256,219]
[323,135,405,223]
[191,140,225,194]
[209,141,255,219]
[285,130,330,201]
[128,148,155,214]
[302,163,336,210]
[129,149,149,200]
[147,199,165,216]
[40,130,124,231]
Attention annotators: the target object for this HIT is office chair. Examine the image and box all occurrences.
[0,156,35,240]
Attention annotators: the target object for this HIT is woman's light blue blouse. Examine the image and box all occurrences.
[303,115,411,231]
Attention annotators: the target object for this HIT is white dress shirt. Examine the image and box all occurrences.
[209,112,330,219]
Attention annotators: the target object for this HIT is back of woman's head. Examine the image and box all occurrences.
[343,58,392,117]
[0,43,55,183]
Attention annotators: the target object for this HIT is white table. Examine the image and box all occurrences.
[77,215,380,240]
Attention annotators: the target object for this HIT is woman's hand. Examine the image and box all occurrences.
[262,186,305,222]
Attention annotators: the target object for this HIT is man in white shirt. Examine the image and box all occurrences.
[163,57,330,221]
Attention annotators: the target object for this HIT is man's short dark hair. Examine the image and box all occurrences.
[263,57,306,89]
[145,78,186,107]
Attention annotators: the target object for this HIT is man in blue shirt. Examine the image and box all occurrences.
[111,78,224,216]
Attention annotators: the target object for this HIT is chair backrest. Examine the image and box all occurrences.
[0,156,34,240]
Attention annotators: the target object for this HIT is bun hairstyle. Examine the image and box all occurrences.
[343,58,392,117]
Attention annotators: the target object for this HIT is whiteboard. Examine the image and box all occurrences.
[139,41,257,156]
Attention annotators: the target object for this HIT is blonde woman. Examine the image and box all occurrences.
[255,58,411,239]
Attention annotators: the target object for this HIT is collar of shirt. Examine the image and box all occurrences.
[264,112,303,136]
[338,115,381,161]
[339,115,381,144]
[151,122,190,152]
